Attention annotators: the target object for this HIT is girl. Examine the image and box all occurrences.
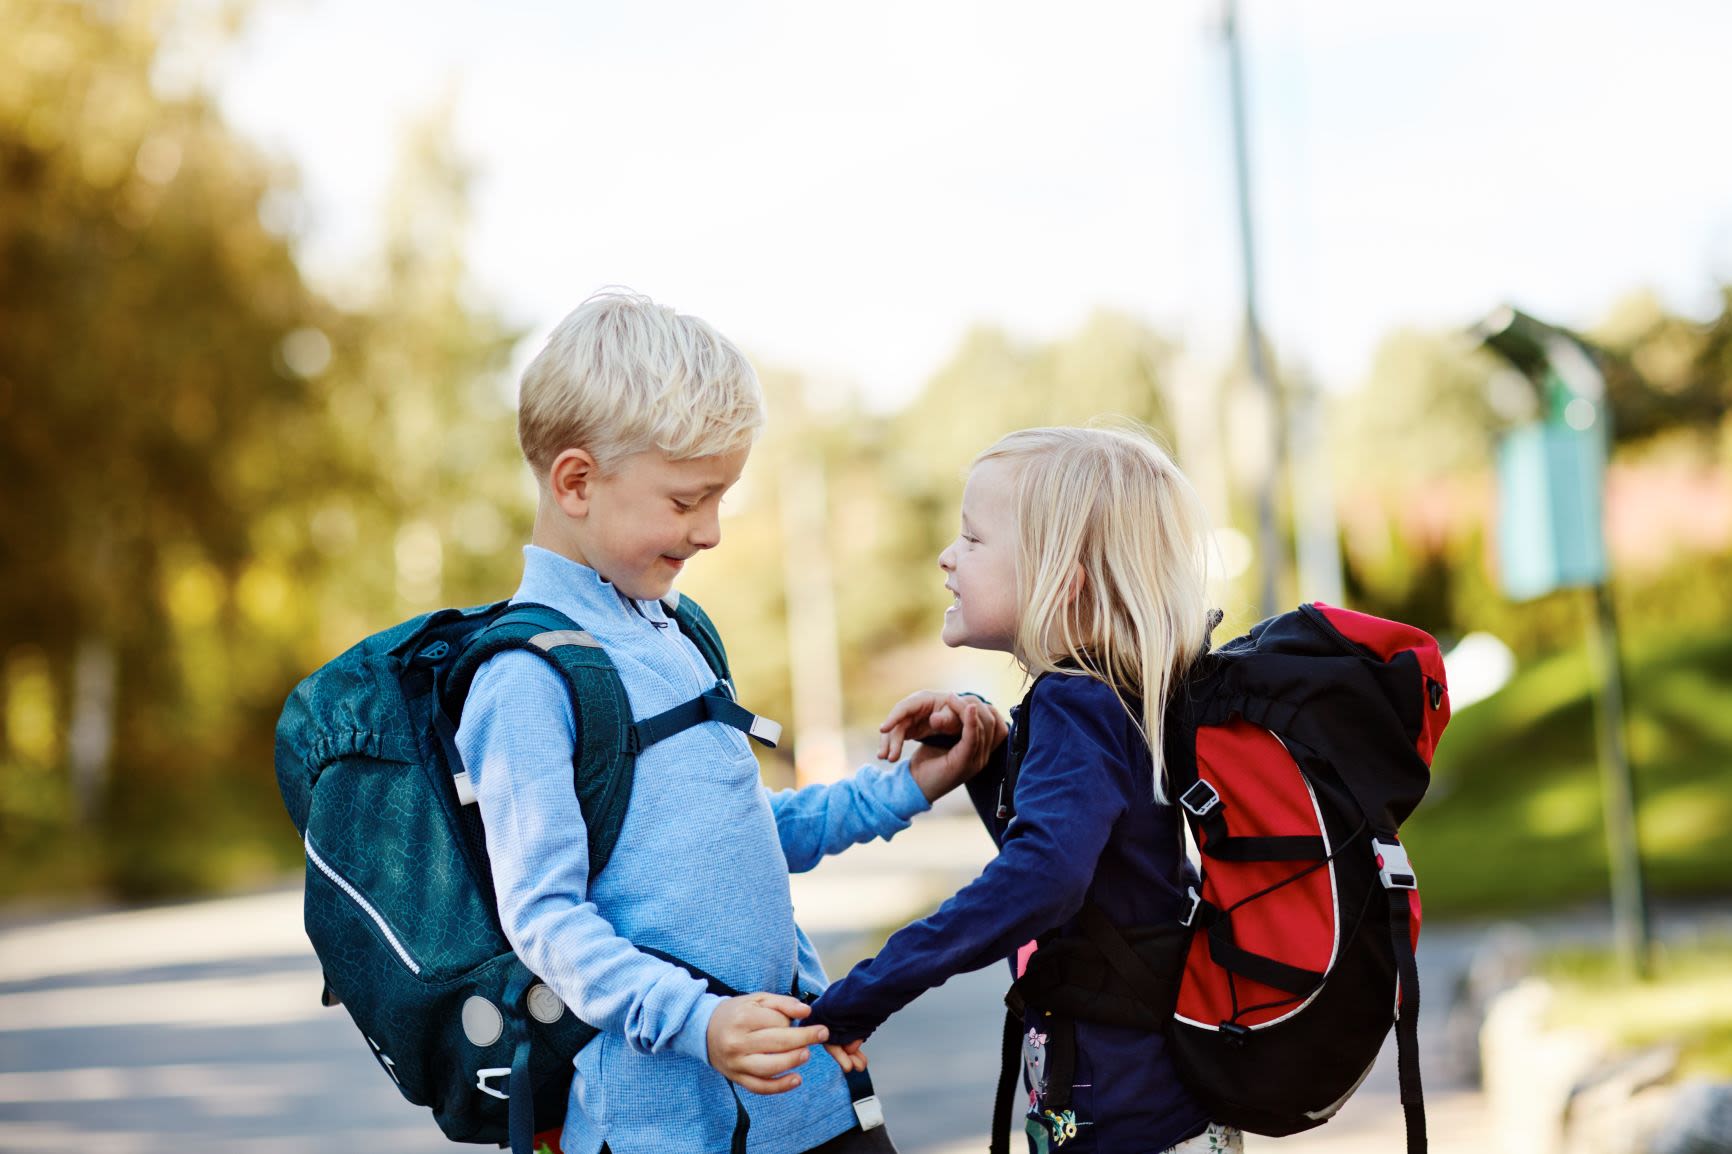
[810,426,1240,1154]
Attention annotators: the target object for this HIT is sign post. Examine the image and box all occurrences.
[1477,306,1652,978]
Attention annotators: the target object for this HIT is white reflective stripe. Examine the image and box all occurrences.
[305,834,421,975]
[748,715,783,747]
[529,629,601,651]
[452,770,477,806]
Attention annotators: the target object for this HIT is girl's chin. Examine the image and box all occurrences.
[940,618,968,648]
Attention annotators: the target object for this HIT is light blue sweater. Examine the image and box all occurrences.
[456,546,930,1154]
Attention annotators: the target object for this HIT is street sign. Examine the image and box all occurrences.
[1496,421,1608,600]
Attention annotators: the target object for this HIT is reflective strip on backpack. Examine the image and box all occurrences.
[528,630,602,651]
[305,833,422,975]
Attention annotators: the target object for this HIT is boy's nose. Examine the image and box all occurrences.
[690,508,722,550]
[937,543,956,571]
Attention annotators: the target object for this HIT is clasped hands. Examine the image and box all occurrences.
[707,690,1006,1092]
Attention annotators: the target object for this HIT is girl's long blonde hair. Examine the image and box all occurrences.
[977,424,1212,803]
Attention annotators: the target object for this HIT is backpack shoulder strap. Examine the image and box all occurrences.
[665,593,731,685]
[447,602,638,877]
[995,676,1045,822]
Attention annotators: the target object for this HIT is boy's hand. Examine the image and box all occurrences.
[706,993,829,1095]
[880,691,1008,802]
[824,1039,869,1074]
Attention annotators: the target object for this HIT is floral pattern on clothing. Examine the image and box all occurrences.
[1160,1123,1242,1154]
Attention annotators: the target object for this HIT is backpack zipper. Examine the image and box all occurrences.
[1296,603,1372,659]
[305,833,423,975]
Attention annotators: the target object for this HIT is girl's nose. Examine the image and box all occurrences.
[938,541,956,571]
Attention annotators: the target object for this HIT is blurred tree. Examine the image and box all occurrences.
[0,0,352,896]
[301,95,524,657]
[1592,288,1732,445]
[0,0,521,899]
[1329,291,1732,660]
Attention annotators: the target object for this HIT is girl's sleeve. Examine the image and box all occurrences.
[808,676,1135,1043]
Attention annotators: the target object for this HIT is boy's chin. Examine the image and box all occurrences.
[612,574,676,602]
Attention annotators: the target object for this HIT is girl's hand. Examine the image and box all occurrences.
[879,691,1008,802]
[824,1039,869,1074]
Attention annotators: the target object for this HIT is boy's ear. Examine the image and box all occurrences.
[548,448,600,518]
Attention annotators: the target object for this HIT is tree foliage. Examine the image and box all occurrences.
[0,0,520,899]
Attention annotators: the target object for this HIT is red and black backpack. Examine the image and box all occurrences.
[990,603,1447,1154]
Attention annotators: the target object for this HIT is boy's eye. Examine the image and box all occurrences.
[672,499,697,513]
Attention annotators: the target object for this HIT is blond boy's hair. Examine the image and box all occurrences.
[518,289,764,478]
[976,423,1213,804]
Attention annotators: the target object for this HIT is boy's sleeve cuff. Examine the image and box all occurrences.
[670,991,725,1066]
[888,758,933,821]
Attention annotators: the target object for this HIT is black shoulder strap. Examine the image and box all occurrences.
[449,602,639,877]
[666,593,731,684]
[995,677,1043,822]
[1388,884,1427,1154]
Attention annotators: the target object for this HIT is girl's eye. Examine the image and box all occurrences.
[673,499,697,513]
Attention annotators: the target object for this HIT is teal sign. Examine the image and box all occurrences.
[1497,421,1607,600]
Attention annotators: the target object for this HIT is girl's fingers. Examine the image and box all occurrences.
[922,706,959,741]
[878,691,938,733]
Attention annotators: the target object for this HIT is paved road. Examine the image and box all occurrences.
[13,812,1687,1153]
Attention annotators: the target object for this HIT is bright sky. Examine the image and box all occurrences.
[213,0,1732,409]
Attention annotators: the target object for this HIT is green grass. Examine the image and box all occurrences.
[1404,628,1732,918]
[1542,939,1732,1077]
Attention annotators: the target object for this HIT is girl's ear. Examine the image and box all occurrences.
[548,448,599,518]
[1065,562,1087,605]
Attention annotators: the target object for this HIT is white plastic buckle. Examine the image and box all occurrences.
[1180,780,1221,818]
[853,1094,885,1131]
[475,1067,510,1100]
[452,771,477,807]
[1179,885,1202,927]
[1373,838,1417,890]
[749,715,783,748]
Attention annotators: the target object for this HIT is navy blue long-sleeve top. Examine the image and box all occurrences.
[809,672,1211,1152]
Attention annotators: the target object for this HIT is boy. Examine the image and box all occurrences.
[456,290,999,1154]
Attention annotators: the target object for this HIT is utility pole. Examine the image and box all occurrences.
[777,442,847,788]
[1223,0,1282,618]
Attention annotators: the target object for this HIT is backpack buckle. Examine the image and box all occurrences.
[853,1094,885,1131]
[747,714,782,748]
[1180,780,1221,818]
[1372,838,1417,889]
[1179,885,1202,927]
[475,1067,511,1099]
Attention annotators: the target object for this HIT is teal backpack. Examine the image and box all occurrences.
[274,596,777,1153]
